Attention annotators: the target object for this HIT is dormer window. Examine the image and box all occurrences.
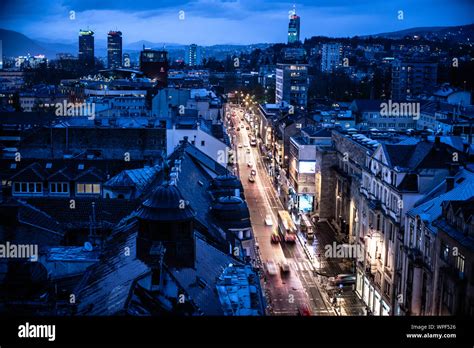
[13,182,43,195]
[76,183,101,195]
[50,182,69,195]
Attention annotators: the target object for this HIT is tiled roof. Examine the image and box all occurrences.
[73,167,106,182]
[170,235,243,315]
[397,173,418,192]
[75,220,151,315]
[25,197,140,227]
[104,166,160,191]
[9,162,48,182]
[409,169,474,227]
[1,158,148,183]
[383,140,461,170]
[16,200,63,236]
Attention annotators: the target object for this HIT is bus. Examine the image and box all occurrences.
[277,210,297,243]
[300,214,314,239]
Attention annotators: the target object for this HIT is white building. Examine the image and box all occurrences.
[321,43,342,72]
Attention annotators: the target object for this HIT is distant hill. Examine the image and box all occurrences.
[126,40,184,51]
[367,23,474,42]
[0,29,53,57]
[1,24,471,60]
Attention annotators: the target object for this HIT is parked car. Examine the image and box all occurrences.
[266,260,278,275]
[238,143,243,148]
[328,274,356,287]
[264,215,273,226]
[271,233,281,244]
[248,175,255,183]
[297,304,312,316]
[250,169,256,176]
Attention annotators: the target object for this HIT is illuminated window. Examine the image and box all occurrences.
[76,183,101,194]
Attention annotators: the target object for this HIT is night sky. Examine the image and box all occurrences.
[1,0,473,45]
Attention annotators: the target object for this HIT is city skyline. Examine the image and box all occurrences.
[1,0,473,46]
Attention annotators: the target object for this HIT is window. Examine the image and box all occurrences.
[76,183,101,194]
[13,182,43,194]
[49,182,69,194]
[388,222,394,242]
[384,280,391,297]
[201,140,205,146]
[455,254,465,278]
[440,242,450,262]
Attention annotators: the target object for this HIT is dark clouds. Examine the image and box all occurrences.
[1,0,472,44]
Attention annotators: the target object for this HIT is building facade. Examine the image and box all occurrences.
[321,43,342,72]
[107,31,123,69]
[275,63,308,108]
[78,30,94,67]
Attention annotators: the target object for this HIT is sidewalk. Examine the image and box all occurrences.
[311,220,367,316]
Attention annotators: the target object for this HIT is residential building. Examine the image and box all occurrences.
[391,58,438,101]
[321,43,342,72]
[185,44,203,66]
[275,63,308,108]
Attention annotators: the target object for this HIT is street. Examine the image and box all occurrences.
[227,103,366,316]
[228,105,333,316]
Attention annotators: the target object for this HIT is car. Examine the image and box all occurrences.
[246,126,250,130]
[247,161,253,167]
[236,127,240,131]
[246,148,251,154]
[238,143,243,148]
[264,215,273,226]
[266,260,278,275]
[250,169,256,176]
[284,234,296,243]
[271,233,281,244]
[248,175,255,183]
[297,304,312,316]
[279,260,290,273]
[328,274,356,287]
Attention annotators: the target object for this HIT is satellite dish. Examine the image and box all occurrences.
[84,242,93,252]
